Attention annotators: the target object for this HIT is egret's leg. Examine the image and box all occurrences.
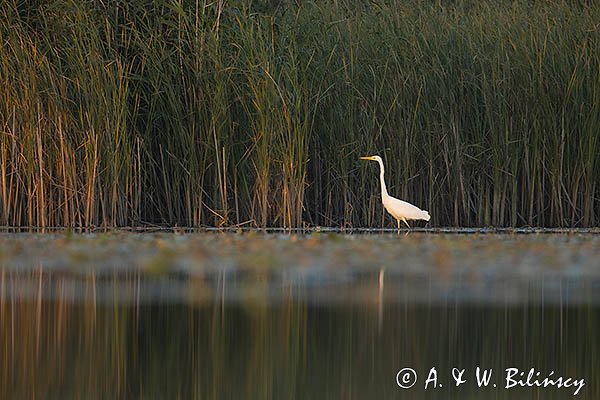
[396,219,401,235]
[401,218,411,230]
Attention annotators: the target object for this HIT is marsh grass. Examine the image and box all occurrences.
[1,0,599,228]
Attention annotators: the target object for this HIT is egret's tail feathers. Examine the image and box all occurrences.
[421,210,431,222]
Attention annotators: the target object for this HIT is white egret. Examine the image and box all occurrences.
[360,155,430,232]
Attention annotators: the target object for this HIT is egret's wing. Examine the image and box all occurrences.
[384,196,429,220]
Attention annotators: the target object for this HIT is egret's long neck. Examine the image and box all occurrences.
[377,159,389,199]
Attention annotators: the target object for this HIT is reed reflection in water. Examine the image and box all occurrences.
[1,232,599,399]
[1,272,598,400]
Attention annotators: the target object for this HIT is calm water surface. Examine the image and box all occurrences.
[1,232,599,399]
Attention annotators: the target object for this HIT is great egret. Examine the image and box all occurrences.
[360,155,430,232]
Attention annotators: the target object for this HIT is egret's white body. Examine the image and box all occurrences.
[360,155,430,231]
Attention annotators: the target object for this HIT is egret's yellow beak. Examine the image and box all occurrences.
[360,156,375,160]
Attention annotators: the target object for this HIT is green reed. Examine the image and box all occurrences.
[1,0,598,228]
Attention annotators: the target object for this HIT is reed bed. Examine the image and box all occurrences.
[1,0,598,228]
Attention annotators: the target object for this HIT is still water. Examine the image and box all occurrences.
[0,232,599,399]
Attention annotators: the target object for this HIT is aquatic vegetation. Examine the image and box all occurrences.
[1,1,599,228]
[0,232,598,304]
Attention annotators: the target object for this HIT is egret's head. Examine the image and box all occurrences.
[360,155,382,163]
